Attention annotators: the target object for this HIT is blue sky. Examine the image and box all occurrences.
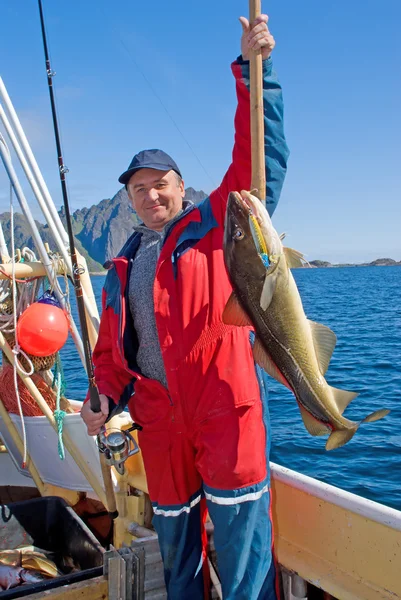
[1,0,400,263]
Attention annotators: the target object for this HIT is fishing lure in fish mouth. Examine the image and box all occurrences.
[249,213,270,267]
[233,189,281,272]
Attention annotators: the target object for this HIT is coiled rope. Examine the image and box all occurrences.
[9,183,34,468]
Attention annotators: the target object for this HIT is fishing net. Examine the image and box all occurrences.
[0,366,73,417]
[2,333,56,372]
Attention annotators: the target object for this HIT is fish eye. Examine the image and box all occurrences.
[233,228,245,241]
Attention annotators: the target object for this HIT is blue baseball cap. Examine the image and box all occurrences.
[118,149,182,185]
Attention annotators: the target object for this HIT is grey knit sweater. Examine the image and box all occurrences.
[128,206,191,387]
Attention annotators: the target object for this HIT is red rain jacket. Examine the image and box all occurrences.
[89,58,288,495]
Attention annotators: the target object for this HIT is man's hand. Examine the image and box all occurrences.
[240,14,275,61]
[81,393,109,436]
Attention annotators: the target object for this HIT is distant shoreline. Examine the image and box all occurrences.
[306,258,400,269]
[308,264,401,268]
[88,260,401,275]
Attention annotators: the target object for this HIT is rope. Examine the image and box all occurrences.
[9,182,34,468]
[44,253,72,316]
[52,357,66,460]
[53,370,66,460]
[21,247,37,263]
[0,245,42,334]
[0,276,25,333]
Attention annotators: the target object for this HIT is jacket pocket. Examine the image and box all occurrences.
[130,379,173,432]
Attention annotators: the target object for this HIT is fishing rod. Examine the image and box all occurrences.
[37,0,119,519]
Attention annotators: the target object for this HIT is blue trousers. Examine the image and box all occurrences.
[151,363,277,599]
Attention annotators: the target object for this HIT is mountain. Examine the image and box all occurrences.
[59,188,139,267]
[0,212,53,250]
[0,186,208,271]
[0,211,104,272]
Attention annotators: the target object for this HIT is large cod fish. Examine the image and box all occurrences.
[223,190,389,450]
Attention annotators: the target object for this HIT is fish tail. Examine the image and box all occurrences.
[326,408,390,450]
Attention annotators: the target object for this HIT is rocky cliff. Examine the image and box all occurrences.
[59,187,139,266]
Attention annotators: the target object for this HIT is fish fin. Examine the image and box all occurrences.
[298,404,331,436]
[308,320,337,375]
[260,271,278,311]
[362,408,390,423]
[283,246,310,269]
[329,386,359,415]
[222,292,252,327]
[326,427,357,451]
[253,339,292,390]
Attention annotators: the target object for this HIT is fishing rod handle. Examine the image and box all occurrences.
[249,0,266,204]
[88,382,101,413]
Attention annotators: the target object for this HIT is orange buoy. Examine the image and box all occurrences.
[17,299,69,357]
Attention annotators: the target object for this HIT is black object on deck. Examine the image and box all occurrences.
[0,496,104,599]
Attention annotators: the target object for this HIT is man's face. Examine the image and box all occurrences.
[127,168,185,230]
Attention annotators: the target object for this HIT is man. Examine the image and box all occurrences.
[82,13,289,600]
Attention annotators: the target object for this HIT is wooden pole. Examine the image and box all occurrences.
[249,0,266,204]
[74,249,100,351]
[0,260,67,279]
[25,576,108,600]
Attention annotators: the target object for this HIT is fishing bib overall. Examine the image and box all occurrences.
[92,57,289,599]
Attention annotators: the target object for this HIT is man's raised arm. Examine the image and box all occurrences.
[210,14,289,223]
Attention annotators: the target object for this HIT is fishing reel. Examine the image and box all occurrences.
[97,424,142,475]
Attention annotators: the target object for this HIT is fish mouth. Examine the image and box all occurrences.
[229,191,252,215]
[230,190,265,221]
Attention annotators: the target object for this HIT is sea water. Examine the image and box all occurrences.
[59,266,401,511]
